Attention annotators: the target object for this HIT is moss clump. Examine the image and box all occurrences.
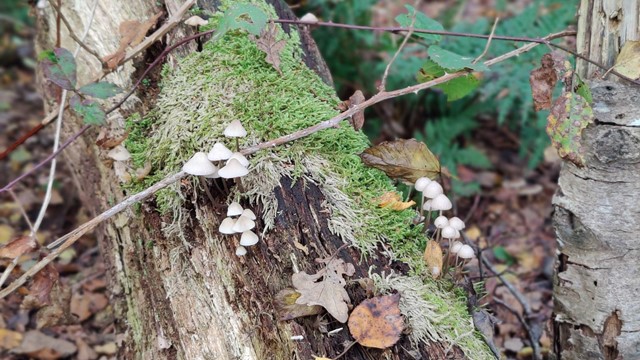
[122,0,491,357]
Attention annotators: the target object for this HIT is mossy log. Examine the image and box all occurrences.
[35,0,491,358]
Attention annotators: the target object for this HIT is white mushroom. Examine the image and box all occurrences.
[299,13,319,23]
[434,216,449,229]
[227,202,243,217]
[430,194,452,211]
[184,15,208,27]
[450,241,463,254]
[241,208,256,220]
[458,245,475,259]
[208,143,233,161]
[232,215,255,233]
[423,181,443,198]
[108,145,131,161]
[422,200,433,211]
[448,217,466,231]
[224,120,247,138]
[229,152,249,167]
[414,177,431,192]
[441,226,457,239]
[235,246,247,256]
[218,158,248,178]
[219,217,237,234]
[182,152,217,176]
[240,231,259,246]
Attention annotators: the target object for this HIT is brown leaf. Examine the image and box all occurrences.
[374,191,415,211]
[102,12,163,69]
[252,23,287,75]
[613,40,640,80]
[71,291,109,322]
[529,53,558,111]
[11,330,77,360]
[29,263,59,306]
[0,328,23,350]
[348,90,366,131]
[274,288,324,320]
[292,258,355,323]
[0,235,37,259]
[423,240,443,279]
[347,294,405,349]
[360,139,440,183]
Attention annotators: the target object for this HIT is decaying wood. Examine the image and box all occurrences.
[553,81,640,359]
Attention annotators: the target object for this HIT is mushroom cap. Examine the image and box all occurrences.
[108,145,131,161]
[240,230,259,246]
[415,177,431,192]
[434,216,449,229]
[299,13,319,23]
[227,202,243,217]
[422,200,433,211]
[232,215,255,232]
[229,152,250,167]
[219,217,237,234]
[241,208,256,220]
[430,194,452,211]
[448,217,465,231]
[450,241,463,254]
[184,15,208,26]
[223,120,247,138]
[218,158,249,178]
[441,226,457,239]
[204,169,220,178]
[458,245,475,259]
[208,143,233,161]
[235,246,247,256]
[183,152,217,176]
[423,181,443,198]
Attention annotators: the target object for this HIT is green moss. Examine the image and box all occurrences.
[121,0,490,356]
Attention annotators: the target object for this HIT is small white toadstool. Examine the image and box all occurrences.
[184,15,208,27]
[431,266,441,277]
[241,208,256,220]
[219,217,237,234]
[227,202,243,217]
[415,177,431,192]
[208,143,233,161]
[240,230,259,246]
[229,152,250,167]
[423,181,443,198]
[422,200,433,211]
[299,13,319,23]
[218,158,248,178]
[235,246,247,256]
[182,152,217,176]
[458,245,475,259]
[450,241,463,254]
[224,120,247,138]
[434,216,449,229]
[108,145,131,161]
[448,217,466,231]
[430,194,452,211]
[232,215,255,233]
[441,226,457,239]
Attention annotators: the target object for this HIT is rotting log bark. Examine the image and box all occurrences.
[552,81,640,359]
[35,0,466,359]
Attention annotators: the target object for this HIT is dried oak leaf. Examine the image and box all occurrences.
[423,240,443,279]
[347,293,405,349]
[274,288,324,321]
[529,53,558,111]
[102,12,163,69]
[0,235,37,259]
[252,22,286,75]
[360,138,440,183]
[292,258,355,323]
[348,90,366,131]
[374,191,415,211]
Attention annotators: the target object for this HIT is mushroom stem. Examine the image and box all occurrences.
[199,176,216,204]
[235,137,239,152]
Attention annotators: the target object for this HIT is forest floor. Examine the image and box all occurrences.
[0,2,560,359]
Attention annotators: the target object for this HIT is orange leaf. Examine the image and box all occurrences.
[347,294,405,349]
[0,235,37,259]
[374,191,415,211]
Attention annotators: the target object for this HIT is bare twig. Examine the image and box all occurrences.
[493,297,540,358]
[473,18,499,64]
[47,0,103,63]
[379,0,420,92]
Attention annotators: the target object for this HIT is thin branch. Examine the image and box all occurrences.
[379,0,419,92]
[493,297,540,360]
[47,0,103,63]
[0,30,570,298]
[473,18,499,64]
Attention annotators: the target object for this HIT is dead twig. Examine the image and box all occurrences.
[473,18,499,64]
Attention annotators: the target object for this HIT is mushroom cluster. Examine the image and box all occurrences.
[414,176,476,277]
[219,202,260,256]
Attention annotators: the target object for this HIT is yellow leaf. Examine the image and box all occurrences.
[423,240,443,279]
[374,192,416,211]
[614,41,640,80]
[360,139,440,183]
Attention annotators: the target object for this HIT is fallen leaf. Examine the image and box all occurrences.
[360,139,440,183]
[0,235,37,259]
[274,288,323,321]
[529,53,559,111]
[423,240,443,279]
[252,23,287,75]
[0,224,15,244]
[71,291,109,322]
[292,258,355,323]
[11,330,77,359]
[94,342,117,355]
[348,90,365,131]
[547,92,594,167]
[75,338,98,360]
[613,40,640,80]
[374,191,415,211]
[29,263,59,306]
[102,12,163,69]
[504,337,524,352]
[347,294,405,349]
[0,328,23,350]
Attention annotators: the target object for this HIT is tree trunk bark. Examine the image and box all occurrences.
[553,1,640,359]
[34,0,488,359]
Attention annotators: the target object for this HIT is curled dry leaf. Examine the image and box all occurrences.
[374,191,415,211]
[347,293,405,349]
[102,12,163,69]
[252,22,287,75]
[292,258,355,323]
[29,263,59,306]
[529,53,559,111]
[0,235,37,259]
[360,138,440,183]
[274,288,324,321]
[423,240,443,279]
[348,90,366,131]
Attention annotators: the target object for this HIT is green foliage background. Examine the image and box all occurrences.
[295,0,578,190]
